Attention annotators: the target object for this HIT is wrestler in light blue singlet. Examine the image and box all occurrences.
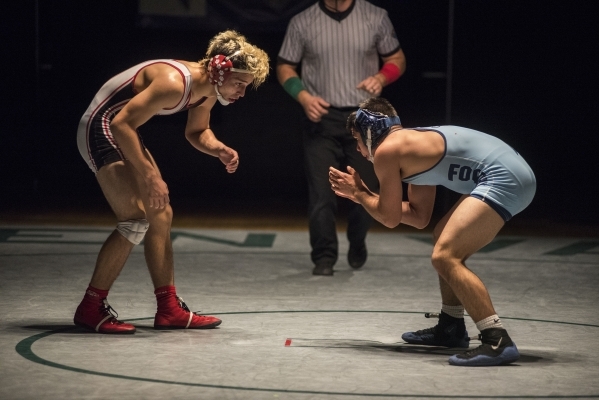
[402,126,536,221]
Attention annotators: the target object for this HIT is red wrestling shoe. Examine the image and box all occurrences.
[74,298,136,334]
[154,296,222,330]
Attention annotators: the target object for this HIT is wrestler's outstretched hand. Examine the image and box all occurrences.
[219,147,240,173]
[328,166,366,203]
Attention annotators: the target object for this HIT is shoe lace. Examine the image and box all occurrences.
[458,342,488,358]
[100,299,119,319]
[421,312,444,337]
[177,296,201,315]
[461,344,483,358]
[422,312,467,340]
[414,326,437,336]
[176,296,210,319]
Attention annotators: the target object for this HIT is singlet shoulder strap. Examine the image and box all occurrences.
[160,60,193,112]
[131,60,193,114]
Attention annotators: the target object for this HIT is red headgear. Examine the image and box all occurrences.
[208,51,251,86]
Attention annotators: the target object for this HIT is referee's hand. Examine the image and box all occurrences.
[298,92,330,122]
[357,76,383,97]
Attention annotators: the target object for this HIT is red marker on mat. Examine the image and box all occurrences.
[284,338,292,346]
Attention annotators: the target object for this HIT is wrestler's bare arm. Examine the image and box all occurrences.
[330,140,435,229]
[362,145,404,228]
[110,70,184,208]
[112,75,182,171]
[329,143,403,228]
[185,100,240,173]
[370,141,435,229]
[184,99,219,155]
[400,184,436,229]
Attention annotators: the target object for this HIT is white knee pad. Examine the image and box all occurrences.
[116,219,149,245]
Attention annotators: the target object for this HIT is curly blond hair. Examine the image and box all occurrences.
[199,30,270,88]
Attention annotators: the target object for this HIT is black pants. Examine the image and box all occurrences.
[302,108,379,266]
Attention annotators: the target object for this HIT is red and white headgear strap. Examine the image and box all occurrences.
[208,50,251,86]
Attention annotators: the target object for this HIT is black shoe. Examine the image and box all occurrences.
[401,311,470,348]
[449,328,520,366]
[312,263,334,276]
[348,243,367,269]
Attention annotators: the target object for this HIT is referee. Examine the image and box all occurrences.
[277,0,406,276]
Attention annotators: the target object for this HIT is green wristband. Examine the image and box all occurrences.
[282,77,306,100]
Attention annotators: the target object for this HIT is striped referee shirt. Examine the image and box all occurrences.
[278,0,401,108]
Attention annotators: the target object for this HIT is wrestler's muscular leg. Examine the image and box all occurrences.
[90,161,142,290]
[432,197,466,307]
[91,149,173,290]
[124,150,221,330]
[431,195,505,322]
[131,150,174,288]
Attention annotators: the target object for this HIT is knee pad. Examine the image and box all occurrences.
[116,219,149,245]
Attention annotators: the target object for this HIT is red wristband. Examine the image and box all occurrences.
[379,63,401,84]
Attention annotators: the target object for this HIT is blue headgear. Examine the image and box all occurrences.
[354,108,401,161]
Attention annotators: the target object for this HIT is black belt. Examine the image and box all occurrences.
[329,106,358,112]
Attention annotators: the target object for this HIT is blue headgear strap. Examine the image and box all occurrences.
[354,109,401,161]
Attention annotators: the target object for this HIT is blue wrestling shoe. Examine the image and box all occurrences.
[402,312,470,348]
[448,328,520,366]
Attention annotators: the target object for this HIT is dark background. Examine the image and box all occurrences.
[3,0,598,229]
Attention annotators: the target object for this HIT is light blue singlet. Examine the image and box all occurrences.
[402,126,536,221]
